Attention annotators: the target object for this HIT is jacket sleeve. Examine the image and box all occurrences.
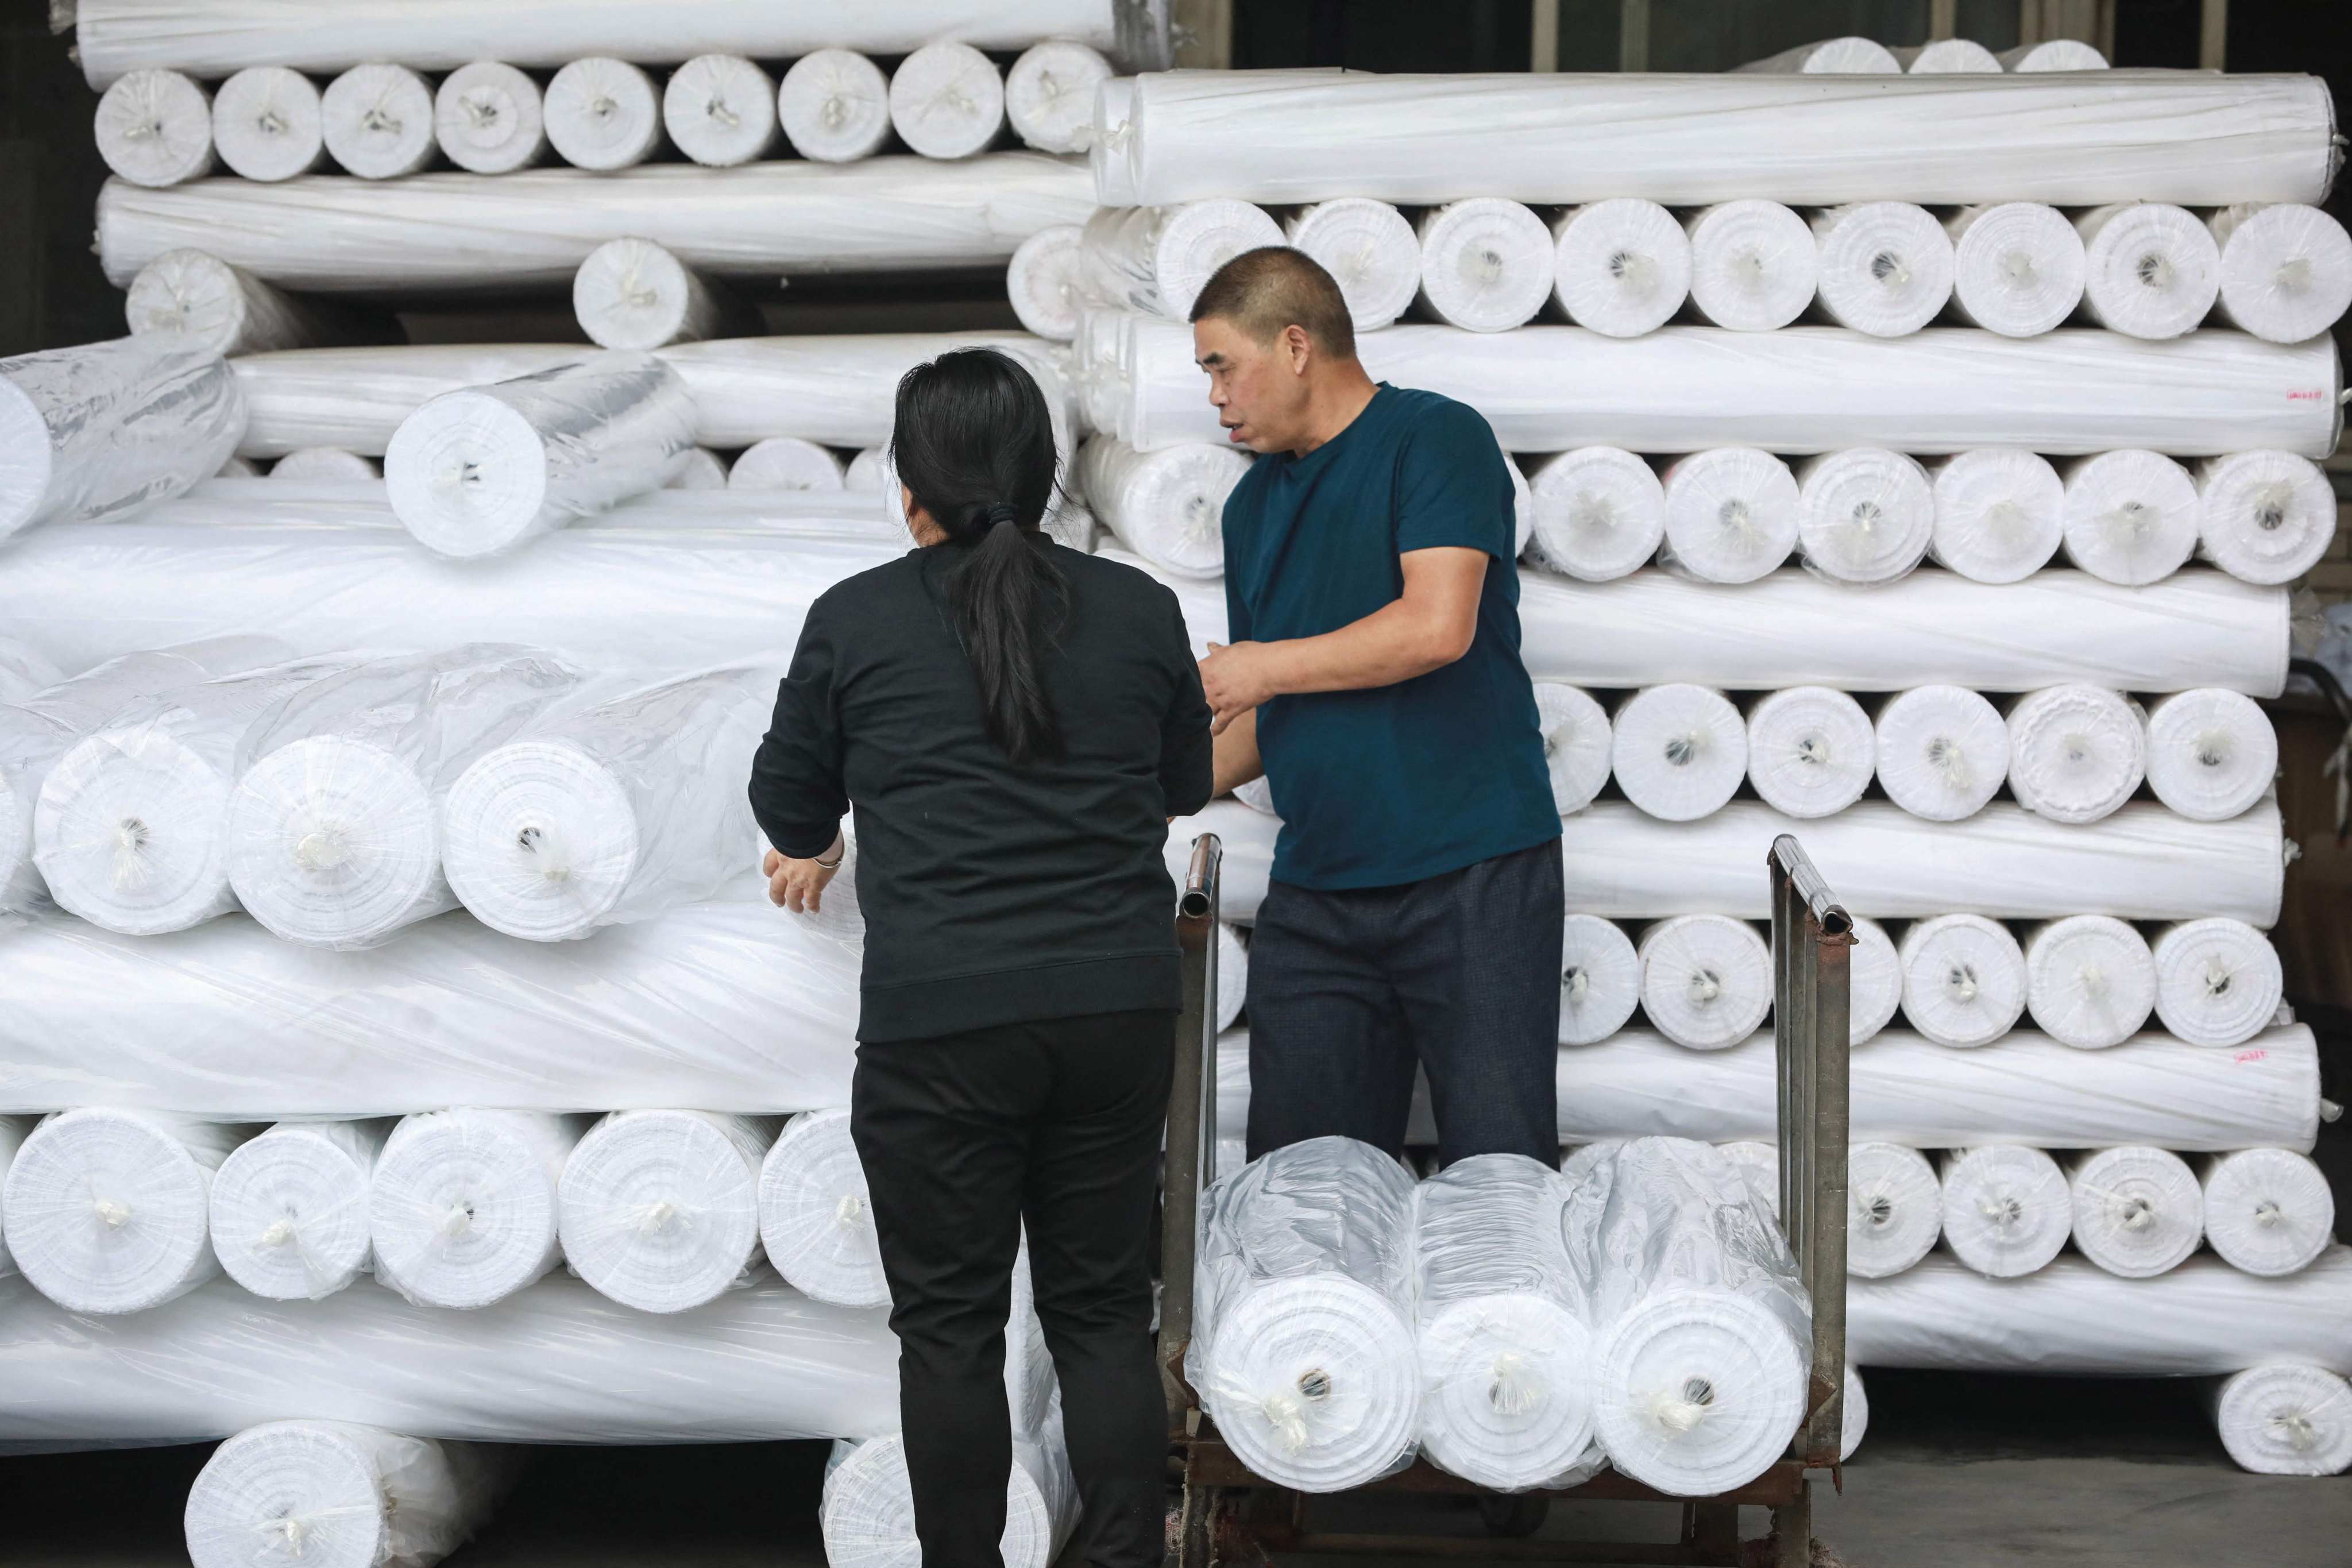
[747,601,850,859]
[1158,586,1215,818]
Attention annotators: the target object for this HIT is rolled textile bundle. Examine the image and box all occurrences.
[2004,683,2148,825]
[0,1115,29,1278]
[320,64,439,180]
[218,455,264,476]
[185,1420,513,1568]
[1508,457,1538,560]
[1894,40,2003,72]
[2000,40,2109,70]
[1849,917,1903,1046]
[728,437,848,493]
[2,1109,254,1315]
[1742,686,1873,820]
[2153,918,2284,1049]
[2067,1146,2203,1280]
[2201,1149,2334,1278]
[1925,449,2064,584]
[890,41,1007,160]
[2210,1365,2352,1476]
[1188,1136,1422,1492]
[0,335,247,537]
[1524,447,1666,581]
[2058,449,2201,586]
[1559,914,1640,1046]
[1006,225,1091,341]
[2209,203,2352,346]
[369,1109,591,1311]
[1720,1141,1779,1215]
[1845,1143,1942,1280]
[557,1110,778,1314]
[1938,1145,2071,1277]
[757,1110,885,1307]
[2196,450,2335,587]
[2144,689,2277,822]
[1409,1154,1599,1491]
[95,68,215,187]
[442,666,770,941]
[844,447,887,491]
[2075,203,2220,341]
[1216,922,1250,1033]
[544,57,665,171]
[1087,75,1137,206]
[1550,199,1691,339]
[434,62,547,175]
[1943,203,2087,337]
[1083,201,1283,321]
[1809,203,1953,338]
[1736,38,1903,73]
[1532,682,1612,816]
[269,448,379,481]
[574,237,751,353]
[779,49,896,164]
[1873,685,2009,821]
[1415,200,1554,334]
[2023,916,2156,1049]
[1683,201,1818,333]
[1843,1366,1868,1461]
[210,65,326,183]
[207,1120,392,1301]
[1655,449,1799,584]
[1792,447,1934,584]
[0,642,62,705]
[1075,435,1246,579]
[1610,685,1748,822]
[1563,1138,1811,1497]
[1638,916,1772,1051]
[1284,200,1420,333]
[1007,41,1111,155]
[1898,913,2027,1048]
[823,1425,1077,1568]
[662,55,778,168]
[386,352,698,556]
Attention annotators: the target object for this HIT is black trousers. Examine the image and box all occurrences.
[850,1008,1175,1568]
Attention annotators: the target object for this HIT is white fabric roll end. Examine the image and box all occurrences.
[728,437,848,494]
[1526,447,1667,581]
[2023,916,2156,1049]
[1794,448,1933,584]
[2059,449,2200,586]
[544,57,665,171]
[1,1108,227,1315]
[33,727,238,936]
[434,61,547,175]
[2153,918,2284,1049]
[1534,682,1612,816]
[320,64,438,180]
[225,735,443,949]
[1204,1273,1422,1493]
[368,1110,575,1312]
[889,42,1006,161]
[1417,1296,1597,1491]
[662,55,779,168]
[779,49,894,163]
[2200,1150,2334,1277]
[1592,1289,1809,1497]
[1658,449,1799,585]
[1846,1143,1942,1279]
[1285,200,1420,333]
[1416,200,1554,334]
[2144,688,2278,821]
[2211,203,2352,346]
[1007,226,1092,342]
[2068,1146,2203,1279]
[574,237,723,353]
[1938,1146,2070,1278]
[1873,685,2010,822]
[1559,914,1640,1046]
[557,1110,768,1315]
[2000,40,2111,70]
[1638,915,1772,1050]
[385,391,551,557]
[2076,203,2221,341]
[2005,684,2147,825]
[441,740,637,942]
[1899,914,2027,1048]
[1946,203,2086,337]
[758,1109,889,1308]
[1007,42,1113,155]
[95,69,215,188]
[1744,686,1874,819]
[1612,685,1748,822]
[2214,1365,2352,1476]
[1899,40,2003,72]
[1926,449,2064,583]
[1551,199,1692,338]
[207,1123,380,1301]
[1812,203,1955,338]
[2196,450,2335,586]
[1684,202,1819,333]
[270,448,380,482]
[211,66,325,183]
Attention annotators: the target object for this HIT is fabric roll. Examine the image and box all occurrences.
[1524,447,1667,581]
[662,55,778,168]
[1718,1141,1779,1216]
[1843,1365,1868,1461]
[1074,435,1246,580]
[844,447,887,491]
[574,238,748,353]
[2152,918,2284,1049]
[369,1110,590,1311]
[217,455,263,476]
[1533,682,1612,816]
[1898,913,2027,1048]
[779,49,896,164]
[320,64,438,180]
[1809,203,1953,337]
[210,66,326,183]
[1874,685,2008,821]
[1084,201,1283,321]
[1656,449,1799,584]
[2200,1150,2335,1278]
[1637,916,1772,1051]
[433,62,547,175]
[1942,203,2087,337]
[1999,40,2110,70]
[727,437,848,493]
[1088,75,1137,205]
[822,1424,1076,1568]
[2004,683,2148,825]
[1409,1155,1598,1491]
[2,1109,253,1315]
[544,58,666,171]
[126,250,367,360]
[95,68,215,187]
[1006,225,1091,341]
[1550,199,1691,338]
[1415,200,1555,334]
[1742,687,1872,820]
[185,1420,512,1568]
[0,642,62,705]
[2058,449,2201,585]
[269,448,379,481]
[1736,38,1903,73]
[207,1120,392,1301]
[1216,921,1250,1033]
[0,1115,30,1279]
[1846,1143,1943,1280]
[2075,203,2220,341]
[1188,1136,1422,1493]
[757,1110,887,1308]
[2209,203,2352,346]
[1938,1145,2071,1277]
[2211,1365,2352,1476]
[1559,914,1640,1046]
[2143,689,2277,822]
[2022,916,2157,1049]
[1849,917,1902,1047]
[2196,449,2336,587]
[1925,449,2064,584]
[1793,447,1934,583]
[1007,41,1111,155]
[386,353,698,557]
[557,1110,778,1314]
[1611,685,1747,822]
[1894,40,2003,72]
[889,41,1006,160]
[2067,1146,2204,1280]
[0,335,247,538]
[1683,200,1818,332]
[1284,200,1420,333]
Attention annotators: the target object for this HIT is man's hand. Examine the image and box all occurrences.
[1200,641,1280,735]
[764,843,841,914]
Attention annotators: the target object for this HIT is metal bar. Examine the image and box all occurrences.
[1772,1482,1813,1568]
[2017,0,2042,47]
[1159,833,1222,1428]
[1184,1440,1809,1505]
[1276,1536,1718,1564]
[1170,0,1234,69]
[1617,0,1650,72]
[1928,0,1958,41]
[1803,925,1852,1469]
[1531,0,1559,71]
[2200,0,2230,71]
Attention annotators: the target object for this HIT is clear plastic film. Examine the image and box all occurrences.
[1683,201,1818,333]
[2208,203,2352,346]
[211,66,325,183]
[320,63,439,180]
[2022,915,2157,1049]
[1944,203,2087,337]
[94,68,214,187]
[1283,199,1419,333]
[1007,41,1111,155]
[1937,1145,2072,1277]
[556,1110,779,1315]
[1807,202,1954,338]
[757,1109,887,1309]
[662,54,778,169]
[2067,1146,2204,1280]
[2209,1365,2352,1476]
[0,334,247,538]
[888,41,1006,161]
[1844,1144,1942,1280]
[1550,200,1691,339]
[1924,449,2065,584]
[1415,200,1554,334]
[1523,447,1666,582]
[433,63,547,175]
[2152,918,2285,1049]
[1532,682,1612,816]
[0,641,63,705]
[1073,434,1246,579]
[1742,686,1874,820]
[2200,1150,2335,1278]
[1559,915,1640,1047]
[2073,202,2221,341]
[1082,200,1281,320]
[1792,448,1934,584]
[125,249,384,358]
[2196,450,2337,588]
[1636,916,1771,1051]
[368,1109,591,1311]
[1894,914,2028,1048]
[2059,449,2203,587]
[207,1119,394,1301]
[1872,685,2009,822]
[1608,685,1747,821]
[2003,683,2148,826]
[185,1420,520,1568]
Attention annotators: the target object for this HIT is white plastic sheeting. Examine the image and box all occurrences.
[1737,38,1902,73]
[1945,204,2087,337]
[1925,449,2065,584]
[2152,918,2285,1049]
[206,1120,391,1301]
[557,1110,778,1315]
[1792,448,1934,584]
[1284,199,1420,333]
[210,66,323,182]
[1006,225,1089,341]
[434,63,546,175]
[1808,203,1953,338]
[1532,682,1612,816]
[2057,449,2203,586]
[2201,1150,2335,1278]
[184,1420,512,1568]
[1636,916,1771,1051]
[1898,914,2027,1048]
[369,1110,589,1311]
[573,239,746,353]
[1610,685,1747,821]
[2197,450,2337,587]
[2210,203,2352,345]
[127,249,367,358]
[1743,687,1874,819]
[320,64,438,180]
[662,55,778,168]
[1416,200,1555,334]
[1938,1146,2071,1277]
[2074,203,2222,340]
[1075,436,1245,579]
[1844,1144,1942,1280]
[2210,1365,2352,1476]
[0,335,246,538]
[1656,449,1798,585]
[1873,685,2009,821]
[1558,914,1640,1047]
[778,50,895,164]
[823,1424,1077,1568]
[1524,448,1667,582]
[2022,916,2156,1049]
[0,644,61,706]
[94,68,214,187]
[1007,41,1112,155]
[1551,200,1691,338]
[1684,201,1818,333]
[758,1110,886,1308]
[1083,201,1281,320]
[2067,1146,2204,1280]
[2003,683,2148,825]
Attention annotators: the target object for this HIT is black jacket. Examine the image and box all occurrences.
[749,539,1214,1041]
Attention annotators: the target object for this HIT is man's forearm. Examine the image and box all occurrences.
[1254,596,1472,698]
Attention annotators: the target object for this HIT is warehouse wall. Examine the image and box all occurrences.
[0,0,113,357]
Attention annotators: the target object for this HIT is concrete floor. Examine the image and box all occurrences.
[3,1372,2347,1566]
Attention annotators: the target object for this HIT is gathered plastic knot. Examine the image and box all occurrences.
[2254,1199,2284,1229]
[2103,500,2152,540]
[437,1202,475,1239]
[2079,964,2108,999]
[2276,256,2315,293]
[1945,964,1980,1005]
[257,108,288,137]
[590,93,620,119]
[1847,499,1883,536]
[2251,482,2295,532]
[261,1218,298,1248]
[1258,1389,1312,1455]
[1563,964,1590,1002]
[464,95,502,130]
[112,818,152,889]
[2204,959,2235,997]
[1687,969,1723,1006]
[1569,496,1617,535]
[1488,1351,1543,1418]
[361,105,401,134]
[835,1192,866,1226]
[1717,497,1754,536]
[635,1199,681,1237]
[2194,729,2234,769]
[1664,732,1706,767]
[295,828,350,872]
[1870,249,1912,287]
[1863,1194,1894,1227]
[1982,1194,2023,1227]
[1609,249,1656,295]
[92,1196,133,1230]
[2135,251,2176,291]
[1795,735,1829,768]
[820,95,849,130]
[2000,249,2037,284]
[2118,1198,2154,1232]
[707,95,741,129]
[1983,498,2026,539]
[1733,248,1769,288]
[1654,1377,1714,1434]
[1468,246,1505,284]
[1927,736,1971,790]
[264,1515,311,1554]
[2274,1410,2320,1451]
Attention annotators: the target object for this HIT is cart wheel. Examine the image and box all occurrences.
[1477,1493,1551,1538]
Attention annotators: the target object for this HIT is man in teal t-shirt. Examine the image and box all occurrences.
[1190,246,1563,1167]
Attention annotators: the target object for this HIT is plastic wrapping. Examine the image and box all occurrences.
[2152,918,2285,1049]
[1742,687,1873,819]
[1684,201,1818,333]
[2210,1365,2352,1476]
[1559,914,1640,1046]
[1408,1154,1598,1491]
[660,55,778,168]
[0,334,246,538]
[2201,1150,2334,1278]
[2075,202,2220,341]
[778,49,895,163]
[1523,447,1666,581]
[211,65,324,183]
[1415,200,1553,334]
[670,449,728,491]
[2067,1146,2203,1280]
[1532,682,1611,816]
[822,1422,1077,1568]
[729,439,846,492]
[1282,199,1420,333]
[542,57,665,171]
[2196,450,2336,588]
[759,1110,886,1308]
[2,1109,254,1315]
[1849,917,1903,1047]
[574,238,746,354]
[269,449,378,481]
[1007,41,1111,155]
[94,68,214,187]
[1075,435,1244,579]
[320,64,437,180]
[888,41,1006,160]
[1083,201,1281,321]
[1845,1144,1942,1280]
[556,1110,778,1315]
[207,1120,391,1301]
[1944,203,2086,337]
[2058,450,2203,586]
[1637,916,1771,1051]
[2001,41,2109,70]
[1873,685,2009,821]
[185,1420,512,1568]
[1609,685,1747,821]
[1898,914,2028,1048]
[1807,203,1953,338]
[369,1110,590,1311]
[1792,448,1933,584]
[1188,1136,1421,1493]
[1087,75,1137,205]
[1006,225,1090,341]
[1550,199,1690,338]
[2003,683,2148,825]
[1737,38,1901,73]
[434,63,546,175]
[1655,450,1798,585]
[1894,40,2002,72]
[2022,916,2156,1049]
[1925,449,2064,584]
[0,643,63,706]
[2209,203,2352,345]
[1938,1146,2071,1277]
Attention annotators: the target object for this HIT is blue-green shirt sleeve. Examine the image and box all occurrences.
[1393,403,1516,563]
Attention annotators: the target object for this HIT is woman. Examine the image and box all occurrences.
[748,348,1212,1567]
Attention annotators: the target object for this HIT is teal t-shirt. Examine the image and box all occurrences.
[1221,383,1559,890]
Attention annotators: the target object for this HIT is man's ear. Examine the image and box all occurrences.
[1284,324,1313,375]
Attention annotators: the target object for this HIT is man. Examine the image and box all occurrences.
[1190,246,1562,1167]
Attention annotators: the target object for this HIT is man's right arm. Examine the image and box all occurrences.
[1211,707,1262,798]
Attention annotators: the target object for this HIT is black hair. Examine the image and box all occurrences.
[889,348,1069,767]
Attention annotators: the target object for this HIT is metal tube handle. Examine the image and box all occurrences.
[1161,832,1223,1428]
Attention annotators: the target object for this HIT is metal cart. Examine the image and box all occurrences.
[1158,833,1853,1566]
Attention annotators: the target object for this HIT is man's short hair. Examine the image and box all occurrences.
[1187,246,1357,361]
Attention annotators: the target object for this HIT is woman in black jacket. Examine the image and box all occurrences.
[749,348,1212,1567]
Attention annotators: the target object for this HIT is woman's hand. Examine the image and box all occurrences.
[764,839,842,914]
